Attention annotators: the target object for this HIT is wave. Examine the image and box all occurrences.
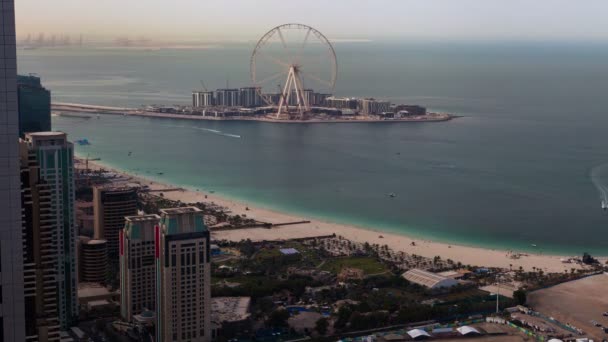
[164,125,241,139]
[590,163,608,204]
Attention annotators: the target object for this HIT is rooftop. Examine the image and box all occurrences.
[160,207,202,215]
[211,297,251,323]
[125,214,161,222]
[402,268,459,289]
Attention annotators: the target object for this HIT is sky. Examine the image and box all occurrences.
[14,0,608,42]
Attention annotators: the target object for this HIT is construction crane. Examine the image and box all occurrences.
[199,80,208,92]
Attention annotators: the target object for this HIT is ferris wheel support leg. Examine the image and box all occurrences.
[277,68,294,118]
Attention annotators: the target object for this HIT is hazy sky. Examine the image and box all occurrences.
[15,0,608,41]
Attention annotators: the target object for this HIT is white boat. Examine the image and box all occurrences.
[602,200,607,210]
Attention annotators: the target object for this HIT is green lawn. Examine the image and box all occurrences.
[320,256,389,275]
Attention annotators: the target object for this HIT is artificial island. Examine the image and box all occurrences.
[54,24,455,123]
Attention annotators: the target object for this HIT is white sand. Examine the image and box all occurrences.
[80,159,598,273]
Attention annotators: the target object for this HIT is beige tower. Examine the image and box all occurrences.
[120,214,160,322]
[156,207,211,342]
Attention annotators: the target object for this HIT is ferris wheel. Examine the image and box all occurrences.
[250,23,338,118]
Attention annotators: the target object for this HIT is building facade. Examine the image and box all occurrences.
[359,98,391,115]
[215,89,239,107]
[20,145,61,341]
[93,186,138,263]
[22,132,78,329]
[156,207,211,342]
[17,74,51,137]
[120,214,160,322]
[0,0,27,339]
[239,87,262,108]
[192,91,214,108]
[78,237,108,283]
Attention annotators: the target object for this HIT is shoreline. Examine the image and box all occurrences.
[52,102,457,124]
[77,157,596,273]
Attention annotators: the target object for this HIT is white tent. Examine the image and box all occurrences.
[456,326,481,336]
[407,329,431,340]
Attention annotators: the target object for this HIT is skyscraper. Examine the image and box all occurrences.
[20,143,61,341]
[78,237,108,283]
[17,74,51,137]
[22,132,78,329]
[156,207,211,342]
[120,214,160,322]
[93,186,138,263]
[0,0,27,340]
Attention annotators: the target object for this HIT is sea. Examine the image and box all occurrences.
[17,40,608,256]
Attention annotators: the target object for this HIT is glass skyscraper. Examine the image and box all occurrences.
[0,0,27,340]
[17,74,51,137]
[22,132,78,329]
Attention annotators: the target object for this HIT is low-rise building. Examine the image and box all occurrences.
[402,268,459,289]
[211,297,251,339]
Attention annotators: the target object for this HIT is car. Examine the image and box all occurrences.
[603,311,608,317]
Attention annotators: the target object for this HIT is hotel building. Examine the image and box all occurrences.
[156,207,211,342]
[120,214,160,322]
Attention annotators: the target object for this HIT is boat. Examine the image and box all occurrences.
[157,172,164,175]
[602,200,607,210]
[388,192,396,198]
[531,244,537,247]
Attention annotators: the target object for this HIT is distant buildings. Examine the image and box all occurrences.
[0,1,27,339]
[359,98,391,115]
[17,74,51,137]
[239,87,262,108]
[190,86,427,118]
[120,214,160,322]
[215,89,240,107]
[93,186,138,263]
[22,132,78,329]
[325,96,359,110]
[78,237,109,283]
[20,142,61,341]
[192,91,215,107]
[157,207,211,342]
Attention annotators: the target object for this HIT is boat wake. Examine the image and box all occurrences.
[590,163,608,209]
[165,125,241,139]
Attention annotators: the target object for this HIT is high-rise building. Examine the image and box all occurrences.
[22,132,78,329]
[78,237,108,283]
[215,89,239,107]
[17,74,51,137]
[93,186,138,263]
[192,91,215,107]
[120,214,160,322]
[20,144,61,341]
[0,0,27,339]
[156,207,211,342]
[239,87,262,108]
[359,98,391,115]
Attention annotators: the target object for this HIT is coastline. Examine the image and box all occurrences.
[52,102,457,124]
[78,157,594,273]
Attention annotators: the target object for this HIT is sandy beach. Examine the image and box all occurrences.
[80,158,598,273]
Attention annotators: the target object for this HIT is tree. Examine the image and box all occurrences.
[315,317,329,335]
[266,308,290,327]
[513,289,527,305]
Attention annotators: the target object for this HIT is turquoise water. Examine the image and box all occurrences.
[20,41,608,256]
